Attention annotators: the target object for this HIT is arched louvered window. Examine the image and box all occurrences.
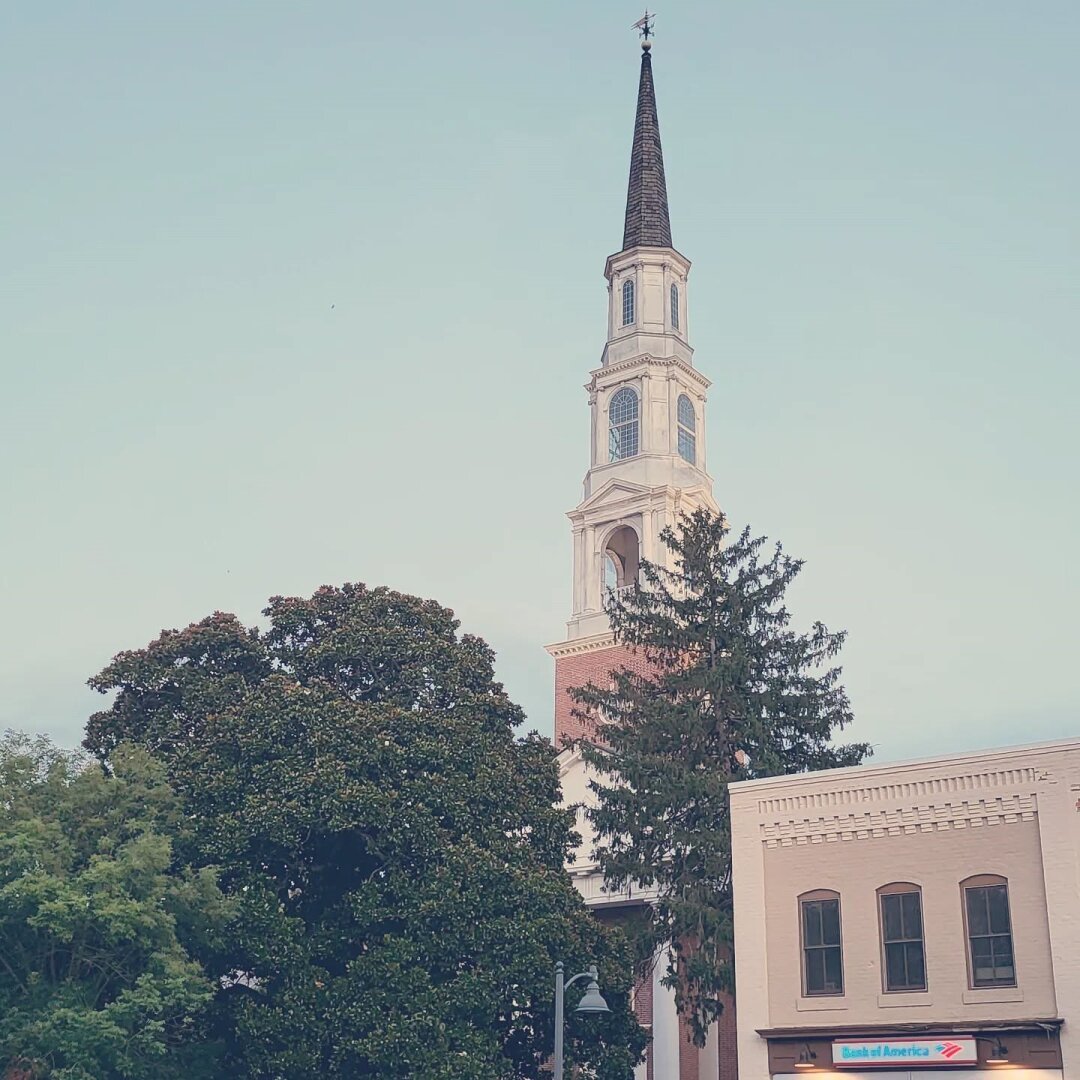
[621,279,635,326]
[677,394,696,464]
[609,387,640,461]
[671,283,680,329]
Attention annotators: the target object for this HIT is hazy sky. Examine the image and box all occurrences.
[2,1,1077,762]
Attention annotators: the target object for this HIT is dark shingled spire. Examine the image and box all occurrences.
[622,43,672,250]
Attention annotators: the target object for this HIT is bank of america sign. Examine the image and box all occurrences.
[832,1037,978,1066]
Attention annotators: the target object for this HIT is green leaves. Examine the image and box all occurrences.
[0,734,228,1079]
[84,583,646,1079]
[575,510,871,1044]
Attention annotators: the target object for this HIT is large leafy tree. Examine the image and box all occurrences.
[0,734,229,1080]
[85,585,646,1079]
[574,510,871,1043]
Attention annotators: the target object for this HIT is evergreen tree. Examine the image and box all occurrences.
[573,510,870,1044]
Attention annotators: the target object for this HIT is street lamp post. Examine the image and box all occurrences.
[553,961,610,1080]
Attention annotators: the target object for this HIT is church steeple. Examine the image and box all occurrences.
[622,42,673,251]
[546,25,717,734]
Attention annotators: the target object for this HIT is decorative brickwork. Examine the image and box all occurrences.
[760,792,1038,848]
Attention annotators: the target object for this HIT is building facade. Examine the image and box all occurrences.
[730,739,1080,1079]
[549,36,734,1080]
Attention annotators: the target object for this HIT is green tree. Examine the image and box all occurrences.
[0,733,229,1080]
[85,585,646,1079]
[574,510,871,1043]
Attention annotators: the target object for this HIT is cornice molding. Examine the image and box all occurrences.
[731,738,1080,799]
[604,245,691,280]
[754,765,1049,816]
[591,353,710,392]
[544,632,618,660]
[760,791,1039,849]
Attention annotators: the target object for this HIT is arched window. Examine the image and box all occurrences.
[961,875,1016,988]
[878,883,926,992]
[603,525,640,607]
[609,387,639,461]
[799,890,844,997]
[621,278,635,326]
[604,553,620,593]
[677,394,696,464]
[671,283,680,330]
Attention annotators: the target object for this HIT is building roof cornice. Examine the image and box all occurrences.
[729,735,1080,797]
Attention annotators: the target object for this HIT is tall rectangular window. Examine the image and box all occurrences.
[965,882,1015,987]
[621,279,635,326]
[880,889,926,991]
[801,896,843,996]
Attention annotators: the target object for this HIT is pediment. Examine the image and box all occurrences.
[577,478,652,512]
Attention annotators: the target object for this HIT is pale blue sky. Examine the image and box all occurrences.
[2,1,1077,761]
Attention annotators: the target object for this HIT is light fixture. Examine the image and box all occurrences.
[985,1038,1010,1065]
[575,974,611,1015]
[794,1044,817,1070]
[553,962,611,1080]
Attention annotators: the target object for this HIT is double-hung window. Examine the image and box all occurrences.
[964,877,1016,987]
[800,892,843,996]
[879,885,926,991]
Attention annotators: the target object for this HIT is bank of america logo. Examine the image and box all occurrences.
[935,1042,964,1059]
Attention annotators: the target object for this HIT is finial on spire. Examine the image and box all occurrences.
[631,9,655,49]
[621,12,671,249]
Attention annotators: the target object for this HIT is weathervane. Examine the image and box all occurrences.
[632,10,656,44]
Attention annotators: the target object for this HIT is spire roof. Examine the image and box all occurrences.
[622,43,672,250]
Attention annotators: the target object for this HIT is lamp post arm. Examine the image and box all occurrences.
[554,964,601,1080]
[563,966,599,991]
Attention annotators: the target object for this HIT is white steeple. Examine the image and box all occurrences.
[562,41,718,642]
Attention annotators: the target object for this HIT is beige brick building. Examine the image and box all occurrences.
[729,738,1080,1078]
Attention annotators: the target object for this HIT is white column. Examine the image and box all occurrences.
[571,527,585,616]
[652,951,681,1080]
[697,391,708,475]
[589,389,599,471]
[583,525,596,613]
[594,390,605,471]
[667,373,677,458]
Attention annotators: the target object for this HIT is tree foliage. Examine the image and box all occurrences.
[0,733,229,1080]
[86,584,645,1079]
[574,510,871,1043]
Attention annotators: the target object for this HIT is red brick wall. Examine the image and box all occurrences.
[553,641,652,747]
[717,992,738,1080]
[634,968,654,1080]
[679,1012,700,1080]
